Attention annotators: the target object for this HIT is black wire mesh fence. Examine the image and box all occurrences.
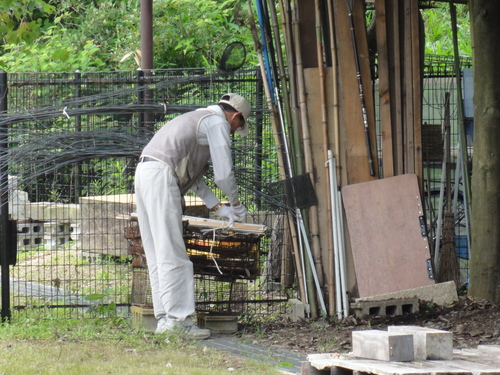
[1,68,294,320]
[1,55,474,322]
[420,55,473,290]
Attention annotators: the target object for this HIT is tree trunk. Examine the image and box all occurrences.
[468,0,500,303]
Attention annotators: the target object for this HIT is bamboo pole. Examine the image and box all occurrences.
[291,2,320,317]
[290,8,325,278]
[314,0,335,317]
[327,0,340,316]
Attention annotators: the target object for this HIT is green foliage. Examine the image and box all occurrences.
[0,0,55,44]
[153,0,254,69]
[422,4,471,57]
[0,0,255,72]
[0,16,106,72]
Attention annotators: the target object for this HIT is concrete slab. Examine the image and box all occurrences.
[354,281,458,307]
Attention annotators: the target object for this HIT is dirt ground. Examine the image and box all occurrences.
[238,295,500,356]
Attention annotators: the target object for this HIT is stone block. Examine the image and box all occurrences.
[352,330,414,362]
[288,298,306,322]
[79,194,135,257]
[25,202,80,222]
[388,325,453,360]
[131,304,156,332]
[197,313,238,334]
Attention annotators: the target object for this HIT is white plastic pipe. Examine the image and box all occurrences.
[327,150,348,319]
[327,150,343,319]
[336,188,349,318]
[434,127,449,271]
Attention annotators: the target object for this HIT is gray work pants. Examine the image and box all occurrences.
[134,160,195,321]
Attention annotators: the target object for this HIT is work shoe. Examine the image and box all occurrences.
[155,316,169,334]
[156,316,211,340]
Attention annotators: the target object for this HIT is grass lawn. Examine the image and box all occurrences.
[0,310,283,375]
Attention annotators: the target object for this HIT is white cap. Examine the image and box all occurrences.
[219,93,251,136]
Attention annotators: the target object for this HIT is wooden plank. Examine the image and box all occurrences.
[182,216,267,234]
[454,348,500,367]
[308,353,429,374]
[333,0,378,184]
[375,0,394,178]
[477,344,500,355]
[123,213,267,234]
[433,358,500,374]
[410,0,423,188]
[341,174,434,297]
[403,0,415,174]
[301,361,330,375]
[308,352,499,375]
[386,0,403,175]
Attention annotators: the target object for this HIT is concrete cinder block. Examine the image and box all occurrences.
[17,233,44,251]
[388,325,453,360]
[352,330,414,362]
[351,297,419,318]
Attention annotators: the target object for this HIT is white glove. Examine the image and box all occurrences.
[217,205,234,221]
[231,203,247,222]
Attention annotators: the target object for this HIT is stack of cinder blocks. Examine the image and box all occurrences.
[352,325,453,362]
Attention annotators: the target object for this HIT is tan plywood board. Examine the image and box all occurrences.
[341,174,434,297]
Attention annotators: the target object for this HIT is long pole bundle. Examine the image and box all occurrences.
[246,2,307,304]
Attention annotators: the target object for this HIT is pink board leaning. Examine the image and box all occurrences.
[342,173,434,298]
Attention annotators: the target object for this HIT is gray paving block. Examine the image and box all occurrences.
[388,325,453,360]
[352,330,414,362]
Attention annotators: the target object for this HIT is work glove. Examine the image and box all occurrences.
[231,203,247,222]
[217,204,234,221]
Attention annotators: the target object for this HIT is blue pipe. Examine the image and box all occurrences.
[255,0,275,103]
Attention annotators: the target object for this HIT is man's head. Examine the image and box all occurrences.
[219,93,251,136]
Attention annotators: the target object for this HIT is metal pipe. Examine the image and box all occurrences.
[0,70,11,321]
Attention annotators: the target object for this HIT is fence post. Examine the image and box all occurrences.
[74,70,82,202]
[0,70,11,321]
[137,68,144,130]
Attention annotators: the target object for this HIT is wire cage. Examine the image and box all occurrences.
[1,67,293,320]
